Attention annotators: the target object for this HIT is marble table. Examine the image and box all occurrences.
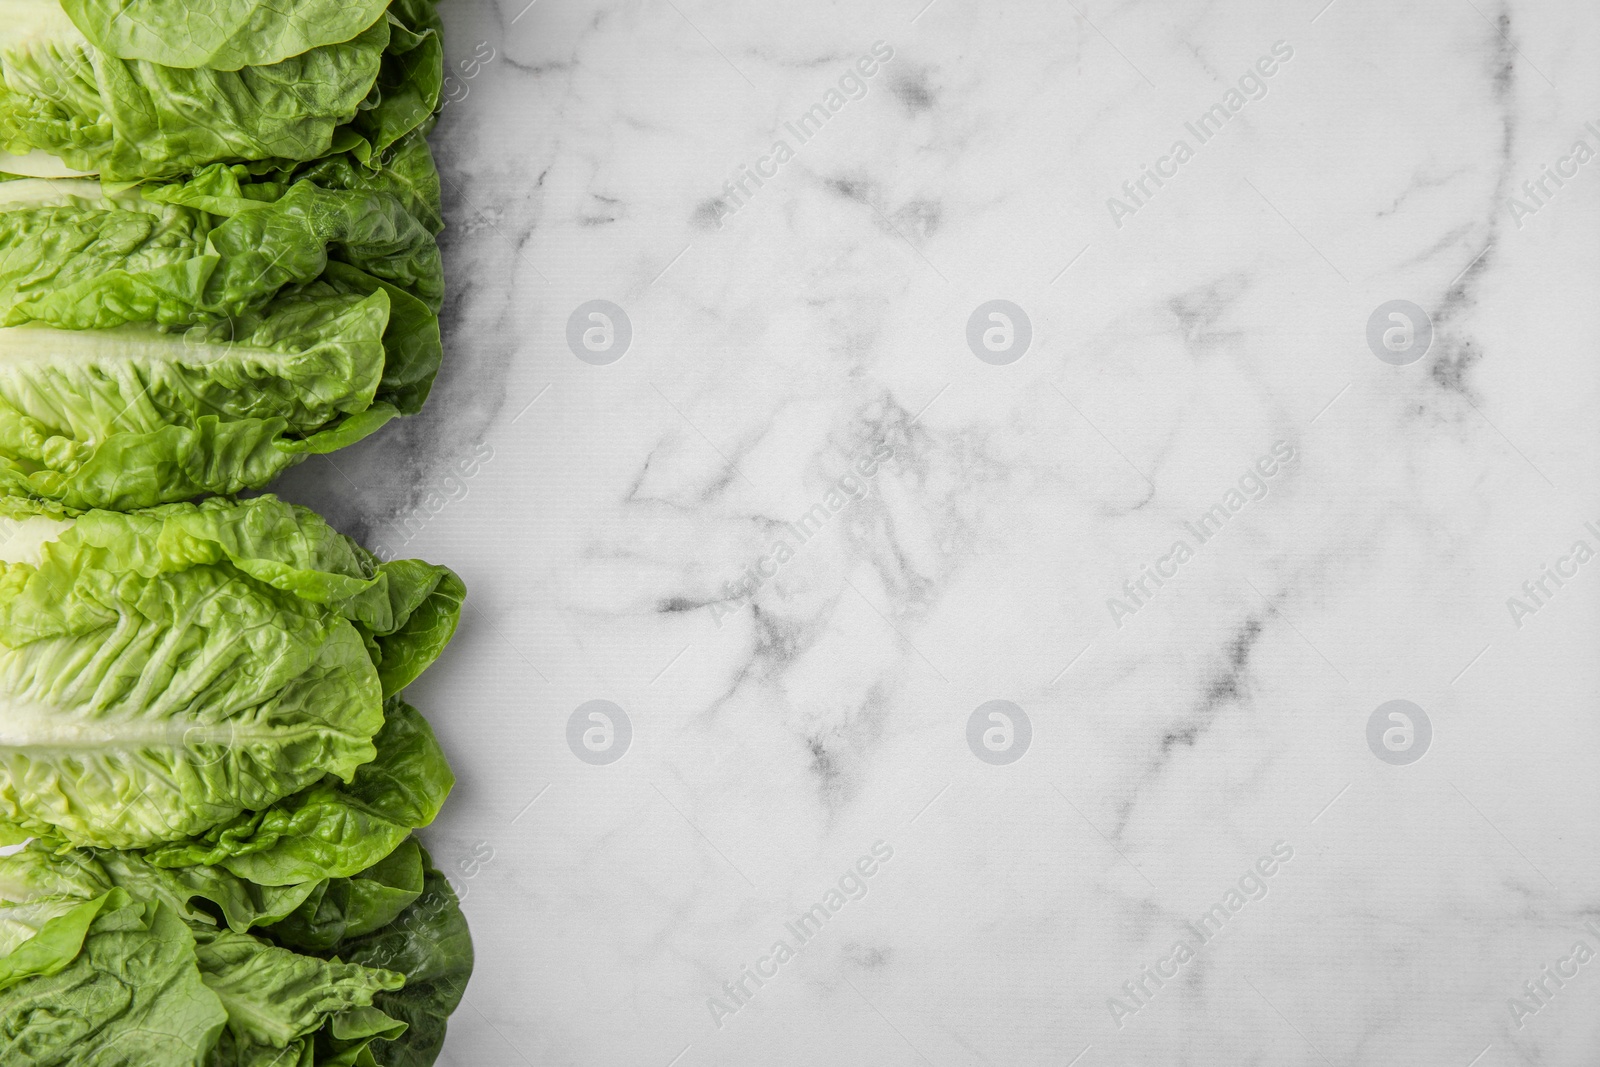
[275,0,1600,1062]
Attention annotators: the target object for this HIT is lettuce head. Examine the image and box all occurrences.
[0,494,463,850]
[0,0,443,181]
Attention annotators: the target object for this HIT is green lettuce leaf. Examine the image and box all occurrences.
[323,851,472,1067]
[323,260,442,417]
[0,847,415,1066]
[0,845,409,1064]
[266,838,423,952]
[0,274,424,510]
[371,563,464,696]
[61,0,395,70]
[287,128,443,236]
[0,838,315,936]
[0,889,115,991]
[0,163,442,331]
[147,698,454,886]
[0,888,228,1066]
[0,286,389,509]
[0,496,460,849]
[93,848,323,931]
[193,925,402,1051]
[0,699,456,934]
[349,0,443,167]
[0,841,109,906]
[52,700,455,933]
[0,0,441,181]
[144,165,443,313]
[0,168,444,508]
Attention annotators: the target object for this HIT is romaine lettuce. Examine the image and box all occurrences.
[0,744,467,1065]
[0,888,228,1066]
[0,0,441,181]
[0,690,455,940]
[266,837,425,951]
[0,99,445,509]
[0,495,462,849]
[0,837,469,1065]
[0,261,441,510]
[0,0,471,1059]
[0,160,443,326]
[287,127,443,237]
[0,887,116,992]
[320,850,473,1067]
[147,697,456,887]
[0,698,450,936]
[61,0,395,70]
[0,841,325,933]
[193,924,403,1058]
[0,858,411,1067]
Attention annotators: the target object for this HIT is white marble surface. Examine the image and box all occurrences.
[277,0,1600,1062]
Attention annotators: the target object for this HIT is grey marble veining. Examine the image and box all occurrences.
[276,1,1600,1063]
